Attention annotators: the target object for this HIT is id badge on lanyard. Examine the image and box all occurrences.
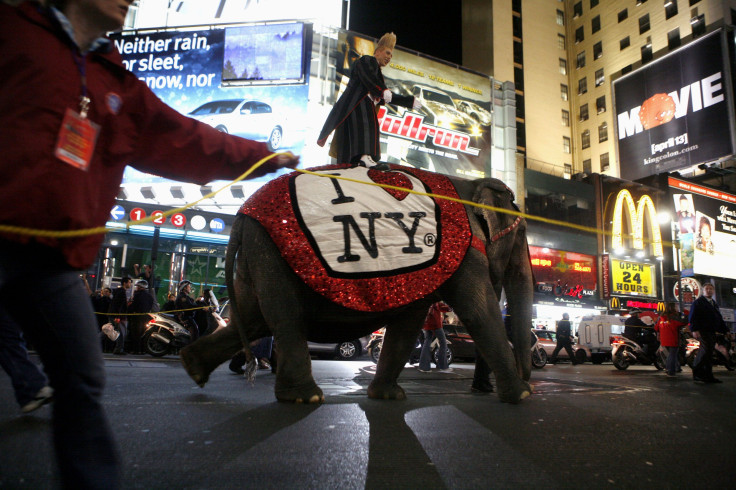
[54,52,100,171]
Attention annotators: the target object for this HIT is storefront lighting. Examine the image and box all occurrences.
[613,248,625,255]
[141,186,156,200]
[656,256,665,261]
[657,211,671,224]
[230,185,245,199]
[611,189,663,257]
[542,247,550,253]
[635,251,645,258]
[110,240,119,246]
[170,186,185,199]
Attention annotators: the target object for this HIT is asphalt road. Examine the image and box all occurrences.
[1,355,734,489]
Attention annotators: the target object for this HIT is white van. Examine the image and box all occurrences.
[575,315,626,363]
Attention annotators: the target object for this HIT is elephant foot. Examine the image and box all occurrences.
[275,383,324,404]
[180,346,210,388]
[497,380,533,404]
[367,381,406,400]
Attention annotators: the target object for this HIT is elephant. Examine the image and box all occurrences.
[181,164,534,404]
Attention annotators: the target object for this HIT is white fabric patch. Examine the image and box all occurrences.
[293,167,439,275]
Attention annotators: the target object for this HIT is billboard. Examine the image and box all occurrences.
[613,30,734,180]
[670,176,736,279]
[110,25,311,207]
[330,32,493,179]
[529,246,602,308]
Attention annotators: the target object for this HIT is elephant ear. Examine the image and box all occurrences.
[471,179,517,242]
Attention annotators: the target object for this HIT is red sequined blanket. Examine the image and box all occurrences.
[239,164,472,312]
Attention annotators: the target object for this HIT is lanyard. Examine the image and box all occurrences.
[71,50,91,118]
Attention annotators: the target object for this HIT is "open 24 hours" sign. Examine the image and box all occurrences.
[611,259,656,297]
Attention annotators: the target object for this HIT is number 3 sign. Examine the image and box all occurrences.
[171,213,186,228]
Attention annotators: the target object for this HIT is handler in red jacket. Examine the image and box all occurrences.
[418,302,452,372]
[0,1,298,488]
[654,303,687,376]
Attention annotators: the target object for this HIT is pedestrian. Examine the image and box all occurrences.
[417,302,451,373]
[107,277,132,355]
[128,279,155,354]
[317,32,421,170]
[0,309,54,414]
[0,1,298,487]
[133,264,156,292]
[93,287,113,328]
[689,283,728,383]
[654,303,686,376]
[550,312,578,364]
[162,292,177,313]
[176,280,200,340]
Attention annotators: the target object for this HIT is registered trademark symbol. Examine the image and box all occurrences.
[424,233,436,247]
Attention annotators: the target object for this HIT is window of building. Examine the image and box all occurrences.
[580,103,589,121]
[513,41,523,64]
[622,64,633,74]
[558,34,566,50]
[559,58,567,75]
[514,67,524,90]
[517,121,526,149]
[512,0,521,12]
[593,41,602,59]
[561,84,569,100]
[668,28,681,49]
[563,136,571,153]
[641,43,653,63]
[637,0,649,4]
[595,68,604,86]
[689,0,701,5]
[516,93,525,116]
[691,13,706,37]
[639,14,650,33]
[590,0,599,8]
[596,95,606,114]
[557,9,565,26]
[583,158,592,173]
[732,8,736,25]
[513,15,522,38]
[599,122,608,142]
[618,9,628,22]
[576,51,586,69]
[600,152,609,171]
[620,36,630,50]
[665,0,678,20]
[582,130,591,149]
[564,163,573,177]
[578,77,588,95]
[573,1,583,17]
[592,15,601,33]
[575,26,584,43]
[562,109,570,126]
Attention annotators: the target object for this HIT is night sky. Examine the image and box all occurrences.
[348,0,463,65]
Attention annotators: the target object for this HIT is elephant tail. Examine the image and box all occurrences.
[225,215,256,363]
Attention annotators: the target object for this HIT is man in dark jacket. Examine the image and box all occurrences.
[689,283,728,383]
[550,312,578,364]
[317,32,419,169]
[128,280,155,354]
[108,277,132,355]
[176,280,200,341]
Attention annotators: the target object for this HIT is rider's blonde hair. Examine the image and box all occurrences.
[375,32,396,53]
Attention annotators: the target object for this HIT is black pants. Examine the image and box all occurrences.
[551,341,575,363]
[693,331,716,380]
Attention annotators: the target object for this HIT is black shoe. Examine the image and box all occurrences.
[113,351,128,356]
[693,375,707,383]
[705,377,722,384]
[228,360,245,375]
[471,382,494,393]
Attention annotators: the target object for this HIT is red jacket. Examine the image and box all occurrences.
[422,303,451,331]
[0,3,279,269]
[654,316,685,348]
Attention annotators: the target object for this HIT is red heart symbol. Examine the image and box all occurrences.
[366,168,412,201]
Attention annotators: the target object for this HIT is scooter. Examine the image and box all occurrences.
[611,333,664,370]
[530,330,547,369]
[685,332,736,371]
[368,329,453,366]
[141,312,192,357]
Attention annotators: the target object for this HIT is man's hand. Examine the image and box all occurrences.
[383,89,392,104]
[693,330,702,340]
[270,151,299,170]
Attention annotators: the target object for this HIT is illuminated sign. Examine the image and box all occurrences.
[611,259,656,297]
[611,189,664,257]
[529,246,598,302]
[673,277,701,303]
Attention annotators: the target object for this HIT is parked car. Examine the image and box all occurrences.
[188,99,285,151]
[533,328,590,363]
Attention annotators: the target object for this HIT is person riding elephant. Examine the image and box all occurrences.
[181,164,534,404]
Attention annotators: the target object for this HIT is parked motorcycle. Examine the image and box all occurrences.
[530,330,547,369]
[611,334,664,370]
[141,312,192,357]
[685,332,736,371]
[368,328,453,366]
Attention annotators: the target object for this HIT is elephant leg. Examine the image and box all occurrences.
[181,324,243,387]
[440,254,531,403]
[239,218,323,404]
[368,308,427,400]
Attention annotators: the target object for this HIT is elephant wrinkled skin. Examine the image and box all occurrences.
[181,171,533,404]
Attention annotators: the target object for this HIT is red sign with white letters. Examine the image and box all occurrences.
[129,208,146,222]
[171,213,186,228]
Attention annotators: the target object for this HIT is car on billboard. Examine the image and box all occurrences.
[454,99,492,126]
[188,99,285,151]
[410,85,477,132]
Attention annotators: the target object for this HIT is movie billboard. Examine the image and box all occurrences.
[331,32,493,179]
[670,176,736,279]
[613,30,734,181]
[110,25,310,196]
